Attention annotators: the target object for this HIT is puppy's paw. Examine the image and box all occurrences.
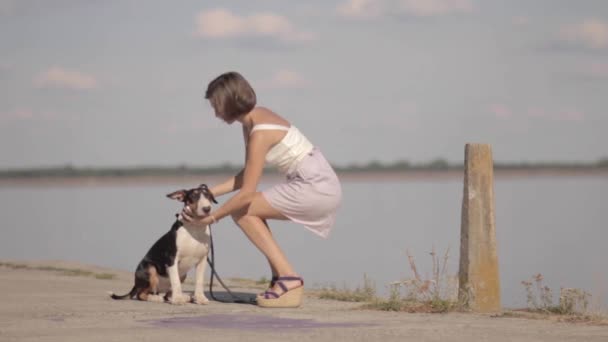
[147,294,164,303]
[170,293,190,305]
[192,294,210,305]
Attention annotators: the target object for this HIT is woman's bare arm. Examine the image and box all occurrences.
[208,131,270,221]
[209,169,244,197]
[208,125,249,197]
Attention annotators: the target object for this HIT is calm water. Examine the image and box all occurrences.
[1,175,606,308]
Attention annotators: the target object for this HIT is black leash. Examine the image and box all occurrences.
[206,223,257,304]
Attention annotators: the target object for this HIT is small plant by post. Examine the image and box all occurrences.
[365,246,462,313]
[521,273,594,316]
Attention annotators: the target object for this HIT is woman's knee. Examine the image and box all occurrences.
[230,192,286,225]
[231,209,258,227]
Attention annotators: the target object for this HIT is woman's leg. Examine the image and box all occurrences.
[261,219,279,281]
[231,192,303,294]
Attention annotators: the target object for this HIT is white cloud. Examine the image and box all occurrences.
[337,0,474,19]
[490,104,513,119]
[0,107,67,126]
[271,69,308,88]
[259,69,309,89]
[560,19,608,50]
[195,8,315,43]
[34,67,98,90]
[399,0,474,17]
[337,0,385,19]
[0,107,33,121]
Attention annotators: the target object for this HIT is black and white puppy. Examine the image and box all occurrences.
[110,184,217,305]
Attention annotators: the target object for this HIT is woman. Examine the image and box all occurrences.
[182,71,342,308]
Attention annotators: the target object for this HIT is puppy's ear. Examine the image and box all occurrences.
[199,183,218,204]
[208,191,218,204]
[166,190,186,201]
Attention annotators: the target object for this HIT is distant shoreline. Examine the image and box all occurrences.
[1,168,606,188]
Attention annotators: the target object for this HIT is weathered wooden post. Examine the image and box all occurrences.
[458,143,501,312]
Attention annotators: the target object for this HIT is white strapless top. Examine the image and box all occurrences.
[250,124,314,174]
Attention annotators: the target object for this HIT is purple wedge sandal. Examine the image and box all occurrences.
[257,276,304,308]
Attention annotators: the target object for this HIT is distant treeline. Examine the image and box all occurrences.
[1,158,607,179]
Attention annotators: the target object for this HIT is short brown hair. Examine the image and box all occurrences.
[205,72,257,121]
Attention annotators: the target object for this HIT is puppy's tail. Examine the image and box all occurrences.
[108,286,137,300]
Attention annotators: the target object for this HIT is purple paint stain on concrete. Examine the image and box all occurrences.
[145,314,370,331]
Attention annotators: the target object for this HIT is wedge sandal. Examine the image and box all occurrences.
[256,276,304,308]
[257,276,279,297]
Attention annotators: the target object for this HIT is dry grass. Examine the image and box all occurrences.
[364,246,463,313]
[495,273,608,325]
[0,262,116,280]
[496,309,608,326]
[255,276,271,286]
[317,274,376,302]
[315,247,463,313]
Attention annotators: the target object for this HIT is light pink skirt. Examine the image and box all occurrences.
[262,148,342,238]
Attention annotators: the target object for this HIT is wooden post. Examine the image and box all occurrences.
[458,144,501,312]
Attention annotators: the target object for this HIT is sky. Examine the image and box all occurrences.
[1,0,607,169]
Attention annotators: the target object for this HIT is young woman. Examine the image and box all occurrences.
[182,71,342,308]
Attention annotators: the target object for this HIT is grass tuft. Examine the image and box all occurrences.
[369,246,462,313]
[315,246,462,313]
[94,273,116,280]
[317,274,376,302]
[256,276,270,285]
[516,273,607,324]
[0,262,116,280]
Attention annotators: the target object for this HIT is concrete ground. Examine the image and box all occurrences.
[1,260,607,342]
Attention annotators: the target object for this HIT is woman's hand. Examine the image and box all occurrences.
[181,207,215,227]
